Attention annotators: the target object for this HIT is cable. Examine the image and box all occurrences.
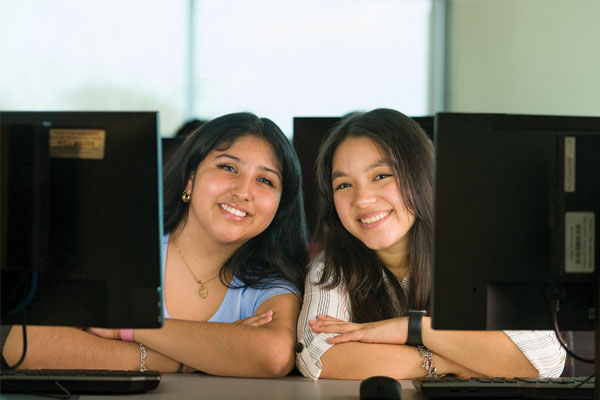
[2,271,37,370]
[52,380,72,399]
[6,270,38,317]
[551,299,594,364]
[552,375,595,400]
[4,316,28,370]
[1,380,71,399]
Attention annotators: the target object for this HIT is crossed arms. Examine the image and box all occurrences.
[3,293,300,377]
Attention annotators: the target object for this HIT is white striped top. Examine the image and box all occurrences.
[296,254,566,380]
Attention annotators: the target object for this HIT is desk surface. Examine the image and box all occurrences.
[2,374,428,400]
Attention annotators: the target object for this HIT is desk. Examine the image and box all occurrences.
[2,374,428,400]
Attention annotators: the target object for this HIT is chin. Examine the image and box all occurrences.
[210,231,250,247]
[361,240,394,251]
[360,235,402,252]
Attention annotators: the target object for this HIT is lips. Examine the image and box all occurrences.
[358,210,392,225]
[219,203,251,218]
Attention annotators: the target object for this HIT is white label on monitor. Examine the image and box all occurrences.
[564,136,575,193]
[565,212,595,273]
[49,129,106,159]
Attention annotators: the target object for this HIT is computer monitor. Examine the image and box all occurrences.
[161,136,186,166]
[1,111,163,329]
[409,116,434,140]
[293,117,340,234]
[432,112,599,384]
[293,115,434,235]
[432,112,598,331]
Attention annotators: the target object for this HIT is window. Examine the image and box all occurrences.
[0,0,432,136]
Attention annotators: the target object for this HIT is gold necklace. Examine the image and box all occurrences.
[173,238,219,299]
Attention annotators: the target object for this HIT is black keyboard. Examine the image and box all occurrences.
[413,376,595,399]
[0,368,161,395]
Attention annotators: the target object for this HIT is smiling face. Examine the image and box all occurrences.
[183,135,282,250]
[331,136,415,256]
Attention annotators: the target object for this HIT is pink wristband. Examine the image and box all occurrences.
[120,328,135,342]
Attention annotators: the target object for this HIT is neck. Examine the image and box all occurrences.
[171,223,237,280]
[376,233,412,281]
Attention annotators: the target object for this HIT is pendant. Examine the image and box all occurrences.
[197,282,208,299]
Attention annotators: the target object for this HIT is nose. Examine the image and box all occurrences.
[353,183,376,209]
[231,174,253,201]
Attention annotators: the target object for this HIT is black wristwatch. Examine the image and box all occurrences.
[406,309,427,346]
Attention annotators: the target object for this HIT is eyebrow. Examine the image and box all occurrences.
[331,160,390,181]
[215,153,282,181]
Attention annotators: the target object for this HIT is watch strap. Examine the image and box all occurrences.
[406,309,426,346]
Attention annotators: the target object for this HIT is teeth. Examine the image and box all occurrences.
[220,204,247,217]
[361,211,390,224]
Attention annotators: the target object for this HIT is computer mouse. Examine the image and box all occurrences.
[359,375,402,400]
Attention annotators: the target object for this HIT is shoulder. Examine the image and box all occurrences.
[231,275,299,315]
[306,251,326,280]
[302,252,348,303]
[230,275,298,295]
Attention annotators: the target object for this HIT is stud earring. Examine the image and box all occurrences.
[182,191,191,203]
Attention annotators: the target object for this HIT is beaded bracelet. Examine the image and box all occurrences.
[416,345,439,378]
[139,344,147,372]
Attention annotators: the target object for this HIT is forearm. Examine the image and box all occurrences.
[422,318,537,377]
[135,318,296,378]
[3,325,181,372]
[319,342,478,380]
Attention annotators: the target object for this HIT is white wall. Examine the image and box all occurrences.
[446,0,600,116]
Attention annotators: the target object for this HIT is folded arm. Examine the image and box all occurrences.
[312,316,541,377]
[133,293,301,378]
[421,318,540,377]
[319,341,478,380]
[3,293,300,377]
[2,325,181,372]
[298,257,546,379]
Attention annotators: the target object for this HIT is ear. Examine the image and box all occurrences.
[184,171,195,195]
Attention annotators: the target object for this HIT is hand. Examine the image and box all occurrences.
[232,310,273,327]
[86,327,121,340]
[309,314,408,345]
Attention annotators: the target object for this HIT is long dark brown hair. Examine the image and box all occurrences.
[163,112,309,293]
[314,108,433,322]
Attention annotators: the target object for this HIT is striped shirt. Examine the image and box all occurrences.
[296,253,566,380]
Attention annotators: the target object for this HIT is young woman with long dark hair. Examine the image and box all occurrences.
[4,112,309,377]
[296,108,565,380]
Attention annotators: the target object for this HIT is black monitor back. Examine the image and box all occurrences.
[432,112,599,331]
[1,111,163,328]
[162,136,186,167]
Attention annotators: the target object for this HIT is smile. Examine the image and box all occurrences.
[359,211,392,224]
[220,203,248,218]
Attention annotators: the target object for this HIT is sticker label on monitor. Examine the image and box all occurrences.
[564,136,575,193]
[565,212,595,273]
[49,129,106,159]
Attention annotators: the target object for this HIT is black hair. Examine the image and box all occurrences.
[163,112,308,292]
[314,108,433,322]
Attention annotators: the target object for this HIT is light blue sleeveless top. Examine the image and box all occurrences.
[161,234,299,322]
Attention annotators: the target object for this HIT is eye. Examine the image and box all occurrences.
[218,164,236,173]
[334,182,351,191]
[257,177,275,187]
[374,173,392,181]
